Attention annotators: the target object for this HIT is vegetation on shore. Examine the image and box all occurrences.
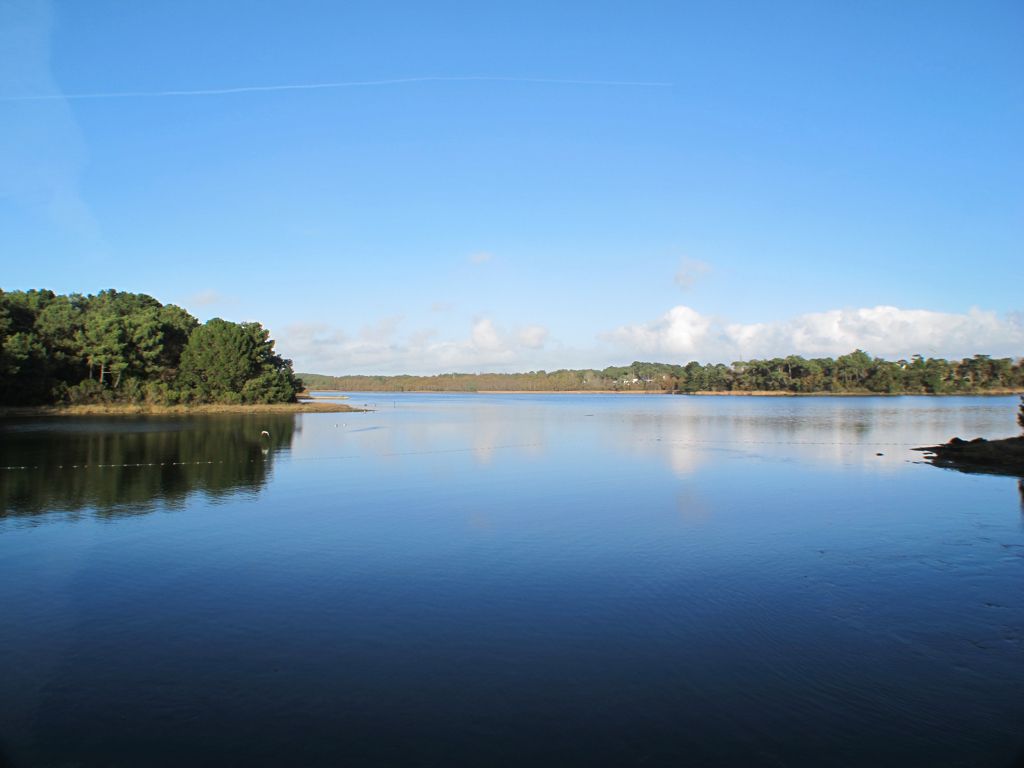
[5,288,1020,406]
[917,397,1024,477]
[300,351,1024,394]
[0,401,361,417]
[1,289,302,406]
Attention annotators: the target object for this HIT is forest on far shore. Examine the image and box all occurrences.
[300,351,1024,394]
[0,289,302,406]
[5,288,1020,406]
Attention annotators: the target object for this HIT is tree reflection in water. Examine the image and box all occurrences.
[0,415,297,519]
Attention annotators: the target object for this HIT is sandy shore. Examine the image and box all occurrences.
[476,390,666,394]
[307,389,668,395]
[0,402,365,417]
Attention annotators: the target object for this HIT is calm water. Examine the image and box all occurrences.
[1,395,1022,767]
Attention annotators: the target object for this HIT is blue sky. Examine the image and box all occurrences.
[2,0,1022,373]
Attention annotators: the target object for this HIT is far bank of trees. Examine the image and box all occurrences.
[0,289,301,405]
[6,288,1019,405]
[301,351,1024,394]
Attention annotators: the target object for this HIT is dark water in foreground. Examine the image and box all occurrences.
[1,395,1022,767]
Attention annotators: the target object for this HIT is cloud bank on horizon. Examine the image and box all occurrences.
[280,304,1024,375]
[605,305,1024,363]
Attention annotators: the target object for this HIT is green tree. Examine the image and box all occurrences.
[177,318,300,403]
[157,304,199,370]
[81,309,128,387]
[836,350,872,389]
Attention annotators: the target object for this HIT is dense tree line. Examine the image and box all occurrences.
[301,351,1024,394]
[0,289,302,405]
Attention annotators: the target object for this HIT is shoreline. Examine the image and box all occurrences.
[0,402,365,417]
[916,435,1024,477]
[310,389,1024,397]
[2,390,1019,415]
[682,389,1024,397]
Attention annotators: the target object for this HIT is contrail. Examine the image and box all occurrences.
[0,75,673,102]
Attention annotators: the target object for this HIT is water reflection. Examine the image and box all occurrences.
[302,394,1019,484]
[1,396,1023,767]
[563,396,1021,477]
[0,415,297,519]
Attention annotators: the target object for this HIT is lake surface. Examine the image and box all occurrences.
[1,395,1022,767]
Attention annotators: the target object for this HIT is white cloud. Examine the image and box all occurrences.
[518,325,549,349]
[279,304,1022,375]
[605,305,1024,362]
[605,305,713,356]
[280,316,552,374]
[469,251,493,265]
[674,258,711,291]
[470,317,502,350]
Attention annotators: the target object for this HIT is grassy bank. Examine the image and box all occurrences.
[0,401,365,417]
